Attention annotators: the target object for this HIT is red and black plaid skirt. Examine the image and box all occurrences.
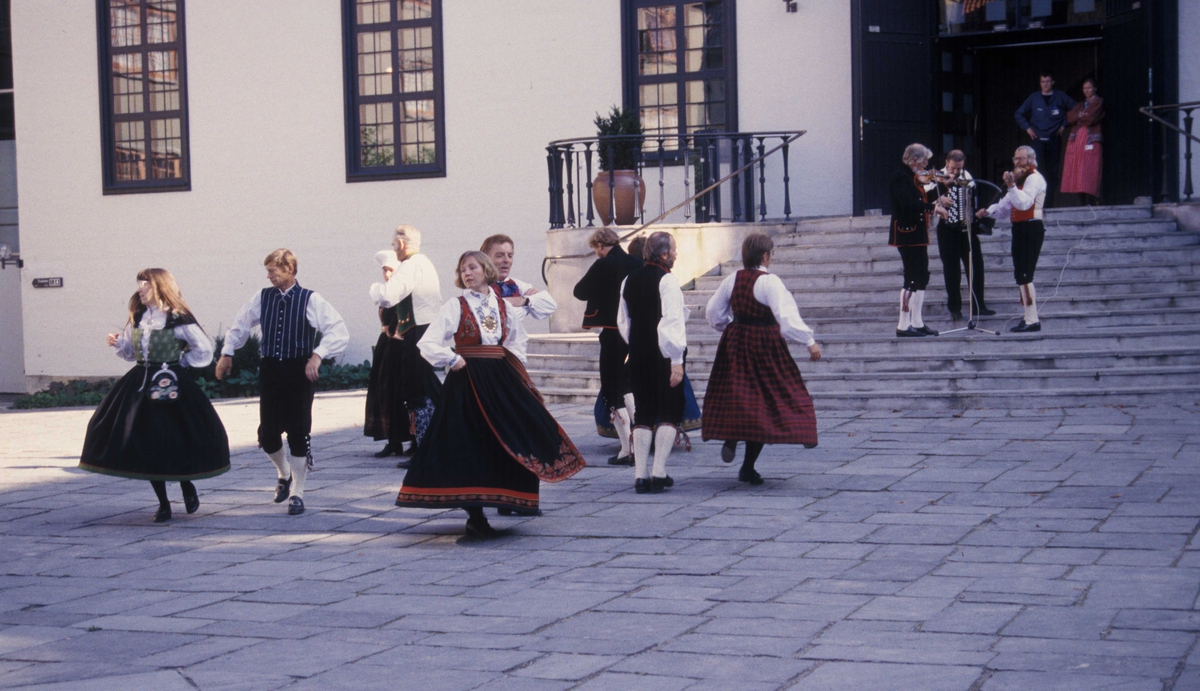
[701,323,817,445]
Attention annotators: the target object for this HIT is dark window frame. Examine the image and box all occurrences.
[341,0,447,183]
[621,0,739,155]
[95,0,192,195]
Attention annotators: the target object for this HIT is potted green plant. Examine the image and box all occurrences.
[592,106,646,226]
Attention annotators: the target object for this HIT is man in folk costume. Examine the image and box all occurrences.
[935,150,996,321]
[977,145,1048,333]
[375,225,444,464]
[702,233,822,485]
[365,249,414,458]
[573,227,643,466]
[618,231,688,494]
[482,233,557,365]
[889,143,949,338]
[217,248,349,515]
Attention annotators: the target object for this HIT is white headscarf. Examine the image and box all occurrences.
[374,249,400,271]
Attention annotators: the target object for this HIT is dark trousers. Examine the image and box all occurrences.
[597,328,631,408]
[936,221,987,313]
[1030,137,1062,206]
[1011,220,1046,285]
[629,347,685,429]
[258,357,313,457]
[399,324,435,410]
[897,245,930,291]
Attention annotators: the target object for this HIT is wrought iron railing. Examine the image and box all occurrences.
[1141,101,1200,202]
[541,131,805,283]
[546,131,806,230]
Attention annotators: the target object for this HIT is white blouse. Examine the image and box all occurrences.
[617,271,690,365]
[114,306,214,368]
[705,268,816,347]
[505,275,558,321]
[221,284,349,360]
[375,252,444,326]
[986,170,1047,221]
[417,289,529,370]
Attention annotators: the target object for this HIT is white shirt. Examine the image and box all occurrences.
[115,305,214,368]
[986,170,1046,221]
[418,289,529,370]
[375,252,443,325]
[706,269,816,347]
[221,284,349,360]
[617,271,690,365]
[504,276,557,321]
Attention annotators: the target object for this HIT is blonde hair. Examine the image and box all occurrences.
[264,248,298,275]
[588,228,620,249]
[454,251,500,289]
[128,268,195,325]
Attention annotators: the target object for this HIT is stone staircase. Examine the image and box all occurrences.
[528,204,1200,410]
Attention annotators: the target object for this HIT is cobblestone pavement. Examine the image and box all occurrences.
[1,393,1199,690]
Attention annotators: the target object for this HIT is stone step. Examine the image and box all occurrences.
[727,241,1200,268]
[776,220,1185,249]
[784,205,1152,235]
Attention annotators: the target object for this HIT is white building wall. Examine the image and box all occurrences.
[0,140,21,392]
[11,0,623,379]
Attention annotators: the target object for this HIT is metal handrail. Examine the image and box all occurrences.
[541,131,805,283]
[1140,101,1200,202]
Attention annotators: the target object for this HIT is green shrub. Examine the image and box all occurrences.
[11,379,118,409]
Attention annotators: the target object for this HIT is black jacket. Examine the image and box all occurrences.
[888,165,935,247]
[573,245,643,329]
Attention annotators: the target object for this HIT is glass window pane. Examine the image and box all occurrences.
[357,31,392,97]
[146,1,178,44]
[942,92,954,112]
[638,6,675,31]
[357,0,390,24]
[110,0,141,47]
[400,0,433,21]
[149,117,182,179]
[112,53,144,115]
[360,102,395,167]
[115,120,146,181]
[148,50,179,112]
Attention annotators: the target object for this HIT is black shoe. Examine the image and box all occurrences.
[977,307,997,316]
[395,458,412,469]
[401,443,417,456]
[1011,320,1041,333]
[287,496,305,515]
[182,487,199,515]
[273,476,292,503]
[607,454,633,466]
[915,325,939,337]
[803,442,818,449]
[721,440,737,463]
[153,504,172,523]
[465,518,498,538]
[650,476,672,493]
[896,327,925,338]
[497,507,542,517]
[738,468,764,485]
[373,444,395,458]
[950,310,963,321]
[634,478,651,494]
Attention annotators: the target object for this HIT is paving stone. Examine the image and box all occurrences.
[787,661,982,690]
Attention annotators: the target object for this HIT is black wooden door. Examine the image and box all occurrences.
[854,0,934,214]
[1101,1,1152,203]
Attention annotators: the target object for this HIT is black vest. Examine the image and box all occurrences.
[259,284,316,360]
[622,263,668,361]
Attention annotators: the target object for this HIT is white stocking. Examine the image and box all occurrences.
[652,425,675,479]
[288,455,308,499]
[266,449,290,480]
[897,289,911,330]
[1026,283,1039,324]
[613,407,632,458]
[910,290,926,328]
[624,393,636,423]
[632,428,653,480]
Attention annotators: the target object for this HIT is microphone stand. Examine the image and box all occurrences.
[942,175,998,336]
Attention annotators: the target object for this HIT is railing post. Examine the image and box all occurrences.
[607,142,616,225]
[657,138,666,218]
[756,136,767,221]
[565,147,576,227]
[731,136,743,222]
[584,144,595,227]
[781,136,793,220]
[683,137,693,221]
[696,136,709,222]
[743,135,754,222]
[546,146,562,229]
[710,137,721,222]
[1185,108,1195,202]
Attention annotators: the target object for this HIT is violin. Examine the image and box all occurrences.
[914,168,953,185]
[1002,165,1034,189]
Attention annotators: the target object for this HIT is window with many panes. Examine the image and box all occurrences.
[97,0,189,193]
[623,0,737,149]
[342,0,445,181]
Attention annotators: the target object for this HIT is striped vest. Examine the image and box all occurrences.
[259,284,316,359]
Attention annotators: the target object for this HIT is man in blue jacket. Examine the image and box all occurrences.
[1015,73,1075,207]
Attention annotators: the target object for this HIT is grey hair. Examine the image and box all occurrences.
[643,231,674,263]
[1015,145,1038,165]
[902,143,932,167]
[393,224,421,252]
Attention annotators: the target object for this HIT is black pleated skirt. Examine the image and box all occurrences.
[79,363,231,481]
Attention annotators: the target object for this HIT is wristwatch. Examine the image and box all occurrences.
[523,296,530,307]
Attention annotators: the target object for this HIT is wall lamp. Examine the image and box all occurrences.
[782,0,797,11]
[0,243,22,269]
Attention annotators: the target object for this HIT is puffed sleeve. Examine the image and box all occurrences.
[617,277,631,344]
[503,305,529,364]
[114,323,136,362]
[417,298,463,369]
[705,273,736,332]
[221,292,262,357]
[307,293,349,360]
[176,324,215,368]
[657,272,689,365]
[757,274,814,346]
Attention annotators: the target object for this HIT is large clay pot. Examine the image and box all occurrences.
[592,170,646,226]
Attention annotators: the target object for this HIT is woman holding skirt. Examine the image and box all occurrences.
[701,234,822,485]
[1061,79,1104,206]
[364,250,413,458]
[396,252,586,537]
[80,269,230,522]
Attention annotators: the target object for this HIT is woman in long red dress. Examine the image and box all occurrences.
[701,233,822,485]
[1060,78,1104,206]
